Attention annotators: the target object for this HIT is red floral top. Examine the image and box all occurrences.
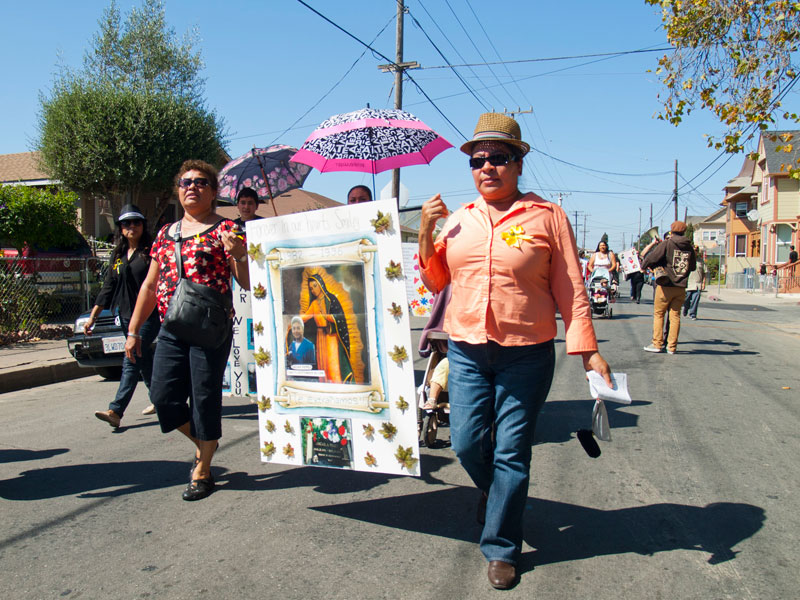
[151,219,236,320]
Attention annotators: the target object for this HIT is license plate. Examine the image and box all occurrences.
[102,336,127,354]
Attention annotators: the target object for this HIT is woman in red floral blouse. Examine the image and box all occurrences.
[125,159,249,501]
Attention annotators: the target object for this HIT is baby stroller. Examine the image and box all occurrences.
[417,286,451,448]
[587,267,615,318]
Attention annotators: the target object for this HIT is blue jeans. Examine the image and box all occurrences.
[683,289,701,318]
[447,338,555,564]
[109,314,160,417]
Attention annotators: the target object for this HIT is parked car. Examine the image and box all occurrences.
[1,228,101,299]
[67,309,126,379]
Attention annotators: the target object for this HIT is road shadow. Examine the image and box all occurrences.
[536,399,650,445]
[217,453,456,494]
[310,486,764,570]
[687,348,759,356]
[0,448,69,463]
[0,460,195,500]
[222,402,258,421]
[702,303,776,312]
[686,338,740,347]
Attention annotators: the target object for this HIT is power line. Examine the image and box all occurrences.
[417,46,674,69]
[528,147,673,177]
[294,0,468,141]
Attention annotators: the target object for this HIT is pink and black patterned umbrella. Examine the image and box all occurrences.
[291,108,452,174]
[217,145,312,215]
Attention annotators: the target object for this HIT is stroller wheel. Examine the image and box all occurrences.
[420,412,438,447]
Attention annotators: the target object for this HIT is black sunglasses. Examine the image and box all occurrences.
[120,219,143,227]
[468,153,518,169]
[178,177,211,189]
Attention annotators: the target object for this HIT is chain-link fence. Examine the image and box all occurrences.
[0,256,109,340]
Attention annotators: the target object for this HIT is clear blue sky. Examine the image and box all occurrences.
[0,0,766,249]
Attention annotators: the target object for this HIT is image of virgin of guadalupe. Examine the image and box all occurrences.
[299,267,366,384]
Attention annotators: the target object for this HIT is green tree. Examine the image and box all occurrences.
[646,0,800,167]
[0,185,79,252]
[36,0,225,213]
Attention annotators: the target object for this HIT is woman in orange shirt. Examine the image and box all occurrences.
[419,113,612,590]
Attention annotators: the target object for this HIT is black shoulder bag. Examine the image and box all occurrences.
[161,221,233,349]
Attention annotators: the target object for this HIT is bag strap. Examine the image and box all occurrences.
[173,221,185,280]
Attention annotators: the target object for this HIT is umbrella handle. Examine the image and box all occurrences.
[254,150,279,217]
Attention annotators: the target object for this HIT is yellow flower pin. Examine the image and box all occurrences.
[113,258,123,273]
[501,225,533,249]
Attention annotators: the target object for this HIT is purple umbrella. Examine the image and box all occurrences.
[217,145,312,216]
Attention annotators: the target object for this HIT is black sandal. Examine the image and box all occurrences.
[182,476,215,501]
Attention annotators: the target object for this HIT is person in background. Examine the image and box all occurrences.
[641,222,696,354]
[347,185,372,205]
[627,250,645,304]
[587,240,617,275]
[418,112,612,590]
[683,246,705,320]
[91,205,161,426]
[125,159,249,502]
[234,187,261,228]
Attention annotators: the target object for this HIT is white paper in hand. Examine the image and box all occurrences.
[586,372,631,405]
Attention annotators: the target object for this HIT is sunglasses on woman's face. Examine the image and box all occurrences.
[178,177,210,189]
[468,153,518,169]
[120,219,143,228]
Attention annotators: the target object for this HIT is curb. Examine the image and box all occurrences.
[0,361,92,395]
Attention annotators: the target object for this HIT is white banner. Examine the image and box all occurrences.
[245,200,420,476]
[222,277,257,399]
[401,242,434,317]
[619,248,641,275]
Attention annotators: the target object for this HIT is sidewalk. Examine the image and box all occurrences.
[704,287,800,306]
[0,337,90,395]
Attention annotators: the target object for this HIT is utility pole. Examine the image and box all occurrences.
[582,213,587,250]
[502,106,533,119]
[550,192,570,207]
[674,159,679,221]
[650,203,653,229]
[377,0,419,206]
[638,207,642,250]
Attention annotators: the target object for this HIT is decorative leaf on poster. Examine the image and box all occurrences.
[370,210,391,233]
[265,420,276,433]
[257,396,271,411]
[284,420,294,435]
[261,441,276,458]
[252,282,267,299]
[362,423,375,440]
[254,347,271,366]
[253,321,264,335]
[388,302,403,318]
[395,445,418,471]
[389,345,408,365]
[380,422,397,441]
[385,260,403,280]
[247,242,265,262]
[283,443,295,458]
[364,452,378,467]
[396,396,409,413]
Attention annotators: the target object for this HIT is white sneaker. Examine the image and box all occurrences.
[643,345,663,353]
[666,349,675,355]
[142,404,156,415]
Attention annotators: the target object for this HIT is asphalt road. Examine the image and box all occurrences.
[1,287,798,599]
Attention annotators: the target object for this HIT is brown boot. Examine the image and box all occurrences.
[94,410,121,428]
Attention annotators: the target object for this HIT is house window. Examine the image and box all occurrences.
[734,234,747,257]
[702,230,718,241]
[735,201,749,218]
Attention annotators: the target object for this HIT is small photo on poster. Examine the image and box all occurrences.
[222,363,232,393]
[300,417,354,469]
[247,318,255,350]
[248,362,257,394]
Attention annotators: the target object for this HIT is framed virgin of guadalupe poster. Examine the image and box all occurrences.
[245,199,420,476]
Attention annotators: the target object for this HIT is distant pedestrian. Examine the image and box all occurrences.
[641,222,696,354]
[347,185,372,205]
[759,263,767,289]
[683,246,705,320]
[91,205,160,428]
[788,245,798,276]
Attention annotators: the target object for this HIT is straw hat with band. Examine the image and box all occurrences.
[117,204,146,223]
[460,112,531,157]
